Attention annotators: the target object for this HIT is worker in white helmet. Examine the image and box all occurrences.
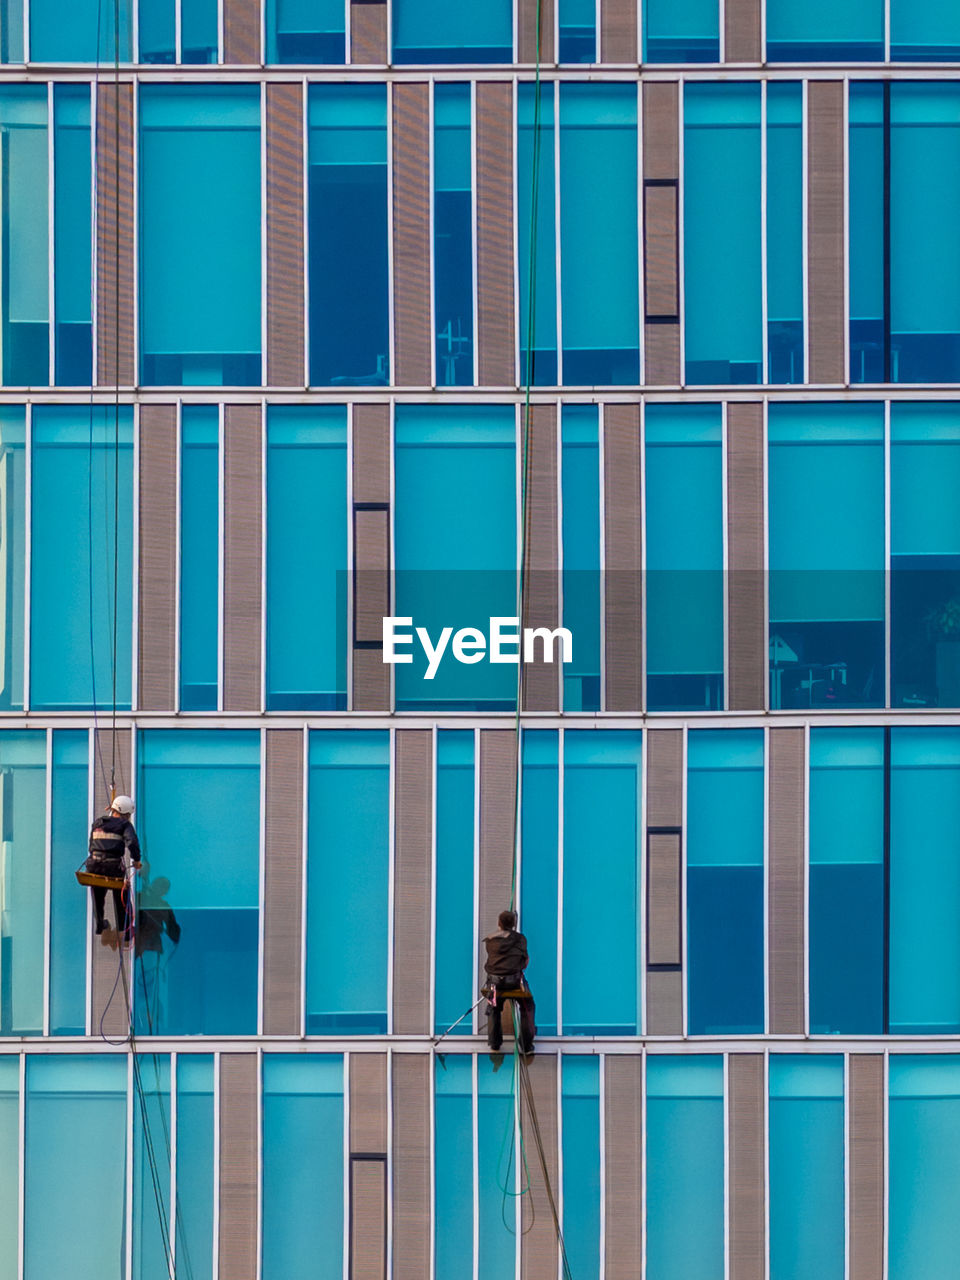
[85,795,142,937]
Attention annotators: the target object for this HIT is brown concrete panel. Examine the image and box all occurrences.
[137,405,177,711]
[266,83,305,388]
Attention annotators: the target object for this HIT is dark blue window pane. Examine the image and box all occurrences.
[266,0,345,62]
[0,408,26,709]
[892,0,960,59]
[176,1056,214,1280]
[849,85,884,383]
[139,0,175,62]
[643,0,719,61]
[434,84,474,387]
[0,88,49,387]
[520,730,559,1035]
[434,731,476,1035]
[559,0,596,61]
[435,1057,473,1277]
[181,0,218,61]
[766,83,804,384]
[53,85,92,385]
[766,0,883,60]
[30,0,133,60]
[561,406,600,710]
[393,0,512,63]
[50,730,89,1036]
[518,82,557,385]
[179,406,219,711]
[0,732,45,1036]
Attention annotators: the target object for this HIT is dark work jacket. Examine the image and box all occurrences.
[484,930,529,979]
[88,813,141,868]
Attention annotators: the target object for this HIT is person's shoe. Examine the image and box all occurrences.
[95,920,108,935]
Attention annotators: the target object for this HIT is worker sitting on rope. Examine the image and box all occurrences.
[85,795,141,937]
[483,909,536,1056]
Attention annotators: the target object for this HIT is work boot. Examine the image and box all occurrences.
[95,919,108,935]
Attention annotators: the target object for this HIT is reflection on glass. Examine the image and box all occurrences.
[0,732,46,1036]
[433,85,474,387]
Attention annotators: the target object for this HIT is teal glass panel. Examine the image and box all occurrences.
[181,0,218,62]
[890,1056,960,1278]
[559,84,640,385]
[809,729,885,1034]
[769,1057,845,1280]
[563,731,641,1034]
[50,730,89,1036]
[308,85,389,386]
[684,84,762,385]
[179,406,219,712]
[645,404,723,710]
[137,730,260,1035]
[768,403,885,709]
[307,731,390,1033]
[687,730,764,1034]
[561,406,600,711]
[518,81,557,385]
[434,84,473,387]
[646,1056,724,1280]
[0,0,23,60]
[643,0,719,61]
[559,0,596,61]
[766,0,882,59]
[0,733,47,1036]
[478,1056,517,1272]
[394,405,516,710]
[520,730,559,1035]
[24,1056,127,1280]
[30,406,133,710]
[766,83,804,384]
[435,1056,473,1279]
[562,1057,601,1278]
[435,731,475,1036]
[890,729,960,1033]
[393,0,512,63]
[891,404,960,707]
[0,408,26,710]
[266,406,347,710]
[175,1055,214,1280]
[0,88,48,386]
[133,1054,172,1280]
[30,0,132,60]
[849,84,884,382]
[892,0,960,59]
[140,86,261,386]
[139,0,175,62]
[263,1056,344,1278]
[53,85,92,385]
[0,1057,17,1280]
[267,0,345,61]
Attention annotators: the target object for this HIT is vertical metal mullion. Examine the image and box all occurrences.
[341,1053,351,1280]
[883,398,891,707]
[802,721,811,1038]
[556,1052,565,1280]
[762,724,770,1034]
[300,723,310,1039]
[386,74,396,388]
[882,725,891,1035]
[554,80,563,387]
[175,0,183,64]
[471,1052,480,1280]
[882,80,891,386]
[598,1053,606,1280]
[389,399,396,711]
[259,394,267,712]
[760,80,768,384]
[428,78,437,389]
[302,77,310,388]
[556,400,565,714]
[125,1052,134,1280]
[131,401,141,712]
[256,728,266,1036]
[762,1049,771,1280]
[212,1052,221,1280]
[174,401,183,711]
[170,1052,179,1278]
[471,726,481,1033]
[85,726,96,1035]
[217,0,224,63]
[256,1048,264,1280]
[260,86,268,387]
[42,730,52,1037]
[428,1036,437,1280]
[557,725,565,1036]
[721,401,729,710]
[680,725,689,1033]
[882,1049,889,1280]
[470,79,480,388]
[510,75,520,390]
[883,0,891,62]
[722,1052,731,1280]
[638,708,648,1036]
[677,80,686,387]
[639,1049,647,1280]
[47,81,55,387]
[345,401,355,709]
[23,402,32,712]
[429,722,439,1036]
[131,77,140,387]
[17,1052,25,1280]
[386,1051,394,1279]
[762,397,770,710]
[801,80,810,386]
[386,728,397,1035]
[89,78,98,390]
[843,1052,851,1280]
[597,401,607,711]
[216,402,225,711]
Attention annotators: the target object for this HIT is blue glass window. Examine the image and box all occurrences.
[29,0,132,60]
[561,406,601,711]
[307,731,390,1033]
[768,403,885,709]
[520,730,559,1036]
[645,404,723,710]
[766,83,804,384]
[0,408,25,710]
[181,0,218,62]
[267,0,345,61]
[393,0,512,63]
[176,1055,214,1280]
[263,1056,344,1278]
[0,88,48,386]
[30,407,133,710]
[559,84,640,385]
[766,0,883,60]
[435,731,476,1036]
[562,1057,601,1278]
[50,730,89,1036]
[769,1057,845,1280]
[478,1056,518,1266]
[53,85,92,385]
[0,0,23,60]
[133,1054,172,1280]
[518,81,558,385]
[180,405,219,712]
[809,729,885,1034]
[645,1056,724,1280]
[139,0,175,62]
[0,1057,17,1277]
[687,730,764,1035]
[891,0,960,60]
[849,85,884,383]
[266,406,347,710]
[563,731,641,1034]
[140,86,261,386]
[435,1056,473,1278]
[309,85,389,387]
[434,84,474,387]
[137,730,261,1035]
[643,0,719,61]
[559,0,596,61]
[684,84,762,385]
[394,405,516,710]
[0,732,45,1036]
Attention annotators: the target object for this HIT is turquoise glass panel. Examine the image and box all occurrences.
[478,1056,517,1271]
[53,85,92,385]
[435,731,475,1035]
[0,0,23,60]
[766,83,803,384]
[309,86,389,386]
[890,729,960,1033]
[645,404,723,710]
[179,406,219,712]
[30,0,132,60]
[520,730,559,1035]
[809,729,885,1034]
[0,89,48,386]
[181,0,218,61]
[518,82,557,385]
[562,1057,601,1278]
[769,1057,845,1280]
[559,0,596,61]
[263,1056,344,1278]
[563,731,641,1034]
[687,730,764,1034]
[30,406,133,710]
[768,403,885,709]
[684,84,761,385]
[50,730,89,1036]
[0,408,26,710]
[393,0,512,63]
[0,1057,17,1280]
[559,84,639,385]
[766,0,882,59]
[849,85,884,382]
[140,86,261,385]
[24,1056,126,1280]
[266,406,347,710]
[175,1055,214,1280]
[307,732,390,1033]
[434,84,473,387]
[646,1056,724,1280]
[0,732,47,1036]
[892,0,960,59]
[133,1055,172,1280]
[137,730,261,1035]
[139,0,175,62]
[435,1056,473,1279]
[267,0,345,61]
[644,0,719,61]
[561,406,600,711]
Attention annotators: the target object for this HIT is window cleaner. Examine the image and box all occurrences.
[483,909,536,1056]
[76,795,141,939]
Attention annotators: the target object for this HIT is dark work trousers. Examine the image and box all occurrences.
[486,978,536,1052]
[91,884,128,933]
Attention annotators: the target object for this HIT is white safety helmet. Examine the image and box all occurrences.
[112,795,135,815]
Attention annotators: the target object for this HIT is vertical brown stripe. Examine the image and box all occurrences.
[849,1054,885,1280]
[350,1054,388,1153]
[728,1054,765,1280]
[89,727,133,1036]
[645,729,683,1035]
[223,0,260,62]
[350,3,388,64]
[93,727,133,812]
[523,405,560,713]
[223,405,262,712]
[218,1054,258,1280]
[263,729,303,1036]
[604,1056,643,1279]
[724,0,762,62]
[266,83,305,388]
[393,83,432,388]
[392,1056,430,1280]
[393,731,433,1034]
[354,509,390,644]
[642,83,680,386]
[647,835,681,967]
[518,0,554,63]
[646,728,682,828]
[478,731,517,950]
[643,327,681,387]
[351,1160,387,1280]
[604,404,642,711]
[644,185,679,317]
[352,405,391,712]
[769,727,805,1036]
[138,405,177,711]
[646,972,683,1034]
[600,0,637,62]
[476,82,516,387]
[727,403,765,711]
[643,83,679,183]
[520,1055,559,1279]
[808,81,846,386]
[96,83,135,387]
